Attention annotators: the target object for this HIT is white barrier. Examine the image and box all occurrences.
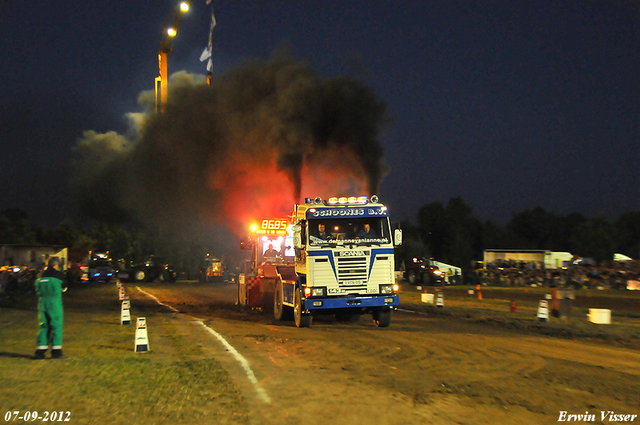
[421,293,434,304]
[121,300,131,325]
[588,309,611,324]
[134,317,149,352]
[537,300,549,322]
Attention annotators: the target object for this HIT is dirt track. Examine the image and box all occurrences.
[131,281,640,425]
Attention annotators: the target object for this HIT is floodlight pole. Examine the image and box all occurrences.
[156,52,169,113]
[155,2,189,113]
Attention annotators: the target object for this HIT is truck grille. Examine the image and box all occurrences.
[337,256,367,286]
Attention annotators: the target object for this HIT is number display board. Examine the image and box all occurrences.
[254,219,290,235]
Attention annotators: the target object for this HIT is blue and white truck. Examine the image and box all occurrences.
[239,195,402,328]
[239,195,402,327]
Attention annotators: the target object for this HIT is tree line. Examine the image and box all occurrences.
[395,197,640,272]
[0,208,208,277]
[3,197,640,275]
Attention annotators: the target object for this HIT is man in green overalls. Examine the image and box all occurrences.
[34,256,66,359]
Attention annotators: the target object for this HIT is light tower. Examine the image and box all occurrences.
[155,1,190,113]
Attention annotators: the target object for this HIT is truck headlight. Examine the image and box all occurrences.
[380,284,394,294]
[310,287,326,297]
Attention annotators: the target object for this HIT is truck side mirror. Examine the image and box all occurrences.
[293,225,302,249]
[394,228,403,246]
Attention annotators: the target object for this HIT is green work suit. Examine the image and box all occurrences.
[35,269,64,350]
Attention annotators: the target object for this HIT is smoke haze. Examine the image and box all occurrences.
[71,55,390,245]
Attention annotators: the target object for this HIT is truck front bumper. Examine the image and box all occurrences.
[304,294,398,311]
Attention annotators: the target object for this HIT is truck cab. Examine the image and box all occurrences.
[239,196,402,328]
[287,195,402,327]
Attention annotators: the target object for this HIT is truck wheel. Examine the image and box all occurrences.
[274,280,293,320]
[294,287,312,328]
[274,279,285,320]
[134,270,146,282]
[408,270,417,285]
[373,307,392,328]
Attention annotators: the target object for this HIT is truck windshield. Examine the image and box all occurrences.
[308,217,391,247]
[257,236,295,265]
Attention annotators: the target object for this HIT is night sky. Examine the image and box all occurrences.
[2,1,639,227]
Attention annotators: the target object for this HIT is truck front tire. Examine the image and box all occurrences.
[373,307,392,327]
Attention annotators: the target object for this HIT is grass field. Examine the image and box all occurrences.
[0,283,249,425]
[2,281,639,424]
[398,284,640,350]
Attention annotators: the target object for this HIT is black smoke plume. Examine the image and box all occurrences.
[71,54,390,246]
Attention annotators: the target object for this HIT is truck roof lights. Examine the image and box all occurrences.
[313,195,378,205]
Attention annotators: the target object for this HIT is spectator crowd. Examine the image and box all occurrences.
[470,259,640,290]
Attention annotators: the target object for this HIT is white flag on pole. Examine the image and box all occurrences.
[200,47,211,62]
[200,8,216,63]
